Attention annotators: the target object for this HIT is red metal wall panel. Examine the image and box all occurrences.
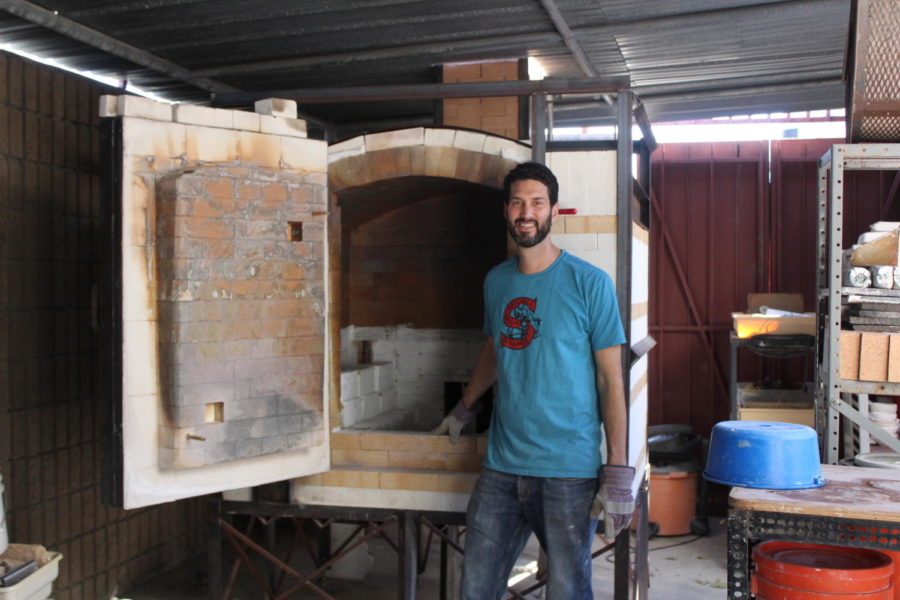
[650,139,897,437]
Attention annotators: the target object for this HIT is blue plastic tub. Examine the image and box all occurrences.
[703,421,825,489]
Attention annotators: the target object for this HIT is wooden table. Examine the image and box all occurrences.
[727,464,900,599]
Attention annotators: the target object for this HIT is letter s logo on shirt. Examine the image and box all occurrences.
[500,297,541,350]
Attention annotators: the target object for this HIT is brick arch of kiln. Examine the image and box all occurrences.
[326,128,530,194]
[324,128,530,431]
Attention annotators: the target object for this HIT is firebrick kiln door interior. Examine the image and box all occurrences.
[100,96,333,509]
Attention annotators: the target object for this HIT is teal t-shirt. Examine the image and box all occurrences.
[482,250,626,478]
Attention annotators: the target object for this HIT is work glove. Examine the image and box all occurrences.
[591,464,636,540]
[431,400,476,444]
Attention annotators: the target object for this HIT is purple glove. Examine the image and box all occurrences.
[591,465,636,539]
[431,400,476,444]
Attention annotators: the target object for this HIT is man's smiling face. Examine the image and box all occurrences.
[505,179,557,248]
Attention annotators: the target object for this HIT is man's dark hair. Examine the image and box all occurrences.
[503,162,559,206]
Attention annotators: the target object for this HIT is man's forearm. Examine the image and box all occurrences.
[594,345,627,466]
[601,378,628,466]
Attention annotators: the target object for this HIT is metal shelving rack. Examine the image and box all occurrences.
[816,143,900,464]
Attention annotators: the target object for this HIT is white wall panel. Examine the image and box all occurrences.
[547,151,617,216]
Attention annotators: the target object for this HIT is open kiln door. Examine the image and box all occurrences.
[100,97,331,509]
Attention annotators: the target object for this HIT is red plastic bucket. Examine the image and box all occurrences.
[752,541,893,599]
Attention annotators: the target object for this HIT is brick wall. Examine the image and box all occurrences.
[0,50,206,599]
[442,61,522,138]
[342,189,506,329]
[156,166,325,468]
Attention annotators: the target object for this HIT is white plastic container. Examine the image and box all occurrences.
[0,474,7,555]
[0,553,62,600]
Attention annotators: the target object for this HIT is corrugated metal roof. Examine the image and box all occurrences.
[0,0,851,132]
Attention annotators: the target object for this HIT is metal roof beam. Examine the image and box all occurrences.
[212,77,630,106]
[192,32,561,78]
[0,0,238,93]
[537,0,596,77]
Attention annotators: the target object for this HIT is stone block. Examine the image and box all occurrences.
[340,369,360,401]
[259,114,308,138]
[357,366,377,396]
[174,104,234,129]
[328,135,366,163]
[184,126,239,163]
[118,94,173,121]
[235,438,263,459]
[99,94,119,118]
[361,392,381,420]
[321,468,380,488]
[332,449,388,468]
[453,130,487,152]
[232,110,260,132]
[341,398,362,428]
[365,128,425,152]
[238,131,282,168]
[424,128,455,147]
[551,233,600,251]
[372,362,394,391]
[281,137,328,172]
[254,98,298,119]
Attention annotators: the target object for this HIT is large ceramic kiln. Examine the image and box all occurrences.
[100,94,649,514]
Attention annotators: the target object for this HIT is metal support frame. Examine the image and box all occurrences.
[531,93,547,163]
[213,77,630,106]
[727,508,900,600]
[816,143,900,464]
[208,500,631,599]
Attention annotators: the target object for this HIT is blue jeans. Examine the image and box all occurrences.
[461,468,598,600]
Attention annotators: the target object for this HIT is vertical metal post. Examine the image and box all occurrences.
[825,146,845,464]
[399,511,418,600]
[634,482,650,599]
[531,93,547,163]
[614,89,634,600]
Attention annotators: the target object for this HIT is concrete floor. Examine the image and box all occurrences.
[122,518,728,599]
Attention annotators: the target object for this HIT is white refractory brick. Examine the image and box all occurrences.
[99,94,119,118]
[373,362,395,390]
[484,135,526,158]
[328,135,367,163]
[232,109,261,132]
[501,141,531,163]
[425,128,455,147]
[260,114,308,138]
[380,387,398,412]
[341,398,362,428]
[340,369,360,403]
[357,366,377,397]
[281,137,327,172]
[117,94,173,121]
[365,128,425,152]
[552,233,600,251]
[254,98,298,119]
[361,392,381,420]
[174,104,233,129]
[453,130,487,153]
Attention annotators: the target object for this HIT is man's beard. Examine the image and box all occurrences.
[506,215,552,248]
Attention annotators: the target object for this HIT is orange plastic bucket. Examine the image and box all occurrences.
[752,541,893,599]
[884,551,900,600]
[647,470,697,536]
